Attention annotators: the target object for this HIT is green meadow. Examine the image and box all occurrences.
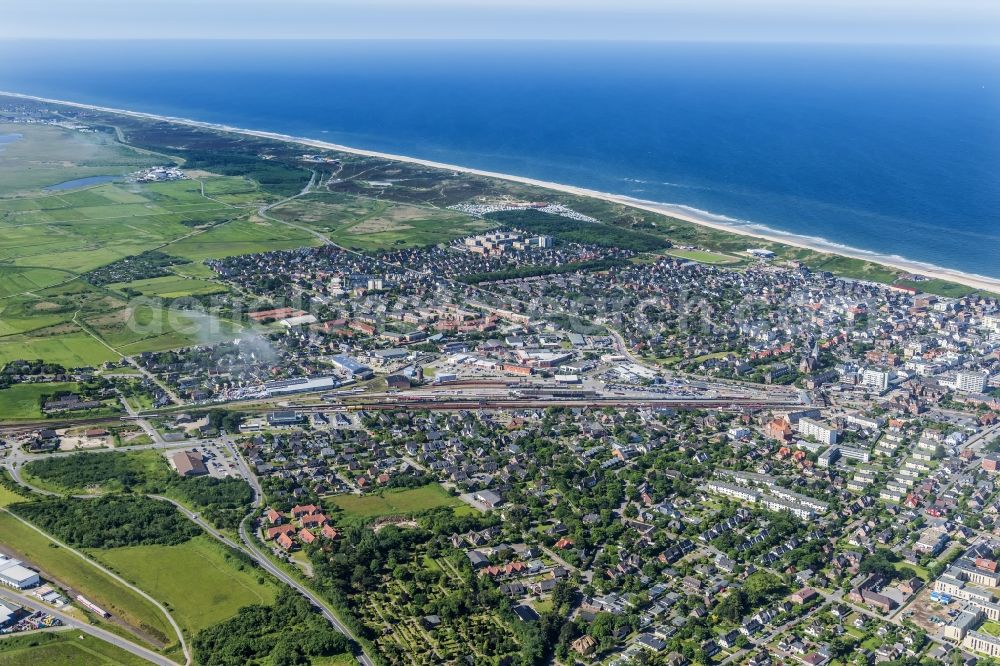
[0,381,83,420]
[94,535,280,638]
[328,483,469,521]
[108,275,228,299]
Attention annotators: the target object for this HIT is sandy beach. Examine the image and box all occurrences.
[4,90,999,295]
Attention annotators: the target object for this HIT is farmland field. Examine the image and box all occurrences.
[94,536,279,638]
[328,483,466,519]
[0,147,263,365]
[0,333,118,367]
[0,511,175,648]
[0,630,150,666]
[108,275,228,299]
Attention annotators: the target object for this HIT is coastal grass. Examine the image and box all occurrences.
[0,381,81,420]
[327,483,464,520]
[269,192,491,250]
[0,630,150,666]
[0,481,26,508]
[92,535,280,638]
[894,278,976,298]
[665,248,742,265]
[0,123,162,196]
[0,511,175,647]
[82,302,242,355]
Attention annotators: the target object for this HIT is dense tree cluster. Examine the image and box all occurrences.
[12,495,200,548]
[193,591,355,666]
[23,452,254,529]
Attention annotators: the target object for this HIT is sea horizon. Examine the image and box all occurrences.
[1,39,998,279]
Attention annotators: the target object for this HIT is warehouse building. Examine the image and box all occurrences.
[331,355,374,380]
[264,375,339,396]
[0,555,40,589]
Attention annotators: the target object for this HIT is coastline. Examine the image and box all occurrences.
[4,90,999,295]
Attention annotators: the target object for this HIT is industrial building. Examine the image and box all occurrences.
[263,375,339,396]
[331,355,374,379]
[0,555,40,589]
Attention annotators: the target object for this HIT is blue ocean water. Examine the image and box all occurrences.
[1,40,998,277]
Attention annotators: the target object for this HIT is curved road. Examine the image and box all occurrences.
[0,587,177,666]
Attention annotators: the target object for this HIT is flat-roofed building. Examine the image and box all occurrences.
[0,556,40,589]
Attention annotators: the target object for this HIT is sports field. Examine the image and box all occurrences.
[328,483,465,519]
[94,536,279,638]
[0,511,175,647]
[0,630,150,666]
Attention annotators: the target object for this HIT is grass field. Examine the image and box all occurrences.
[0,333,118,368]
[328,484,465,520]
[981,620,1000,637]
[165,217,321,260]
[108,274,228,299]
[0,630,150,666]
[0,123,163,196]
[94,536,279,638]
[269,192,491,250]
[0,381,81,420]
[0,163,261,367]
[666,248,742,265]
[0,511,174,647]
[0,481,26,508]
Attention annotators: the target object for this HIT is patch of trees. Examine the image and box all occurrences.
[205,409,246,434]
[484,209,670,252]
[23,452,254,530]
[860,548,903,581]
[12,495,200,548]
[456,258,630,284]
[715,571,788,623]
[86,250,191,286]
[1,360,66,377]
[193,591,355,666]
[169,476,255,530]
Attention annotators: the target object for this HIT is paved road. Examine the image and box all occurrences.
[0,584,177,666]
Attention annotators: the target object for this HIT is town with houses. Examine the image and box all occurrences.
[1,98,1000,666]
